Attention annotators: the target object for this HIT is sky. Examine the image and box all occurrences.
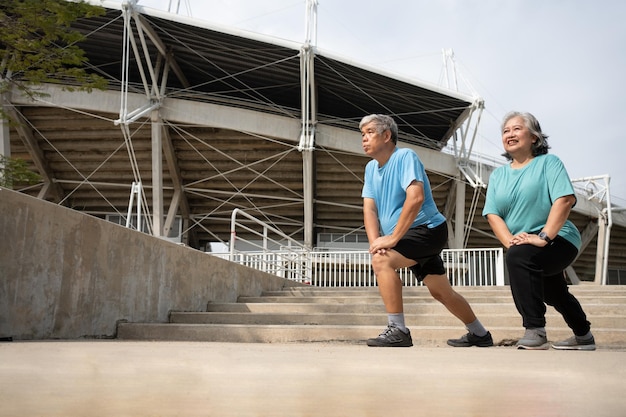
[122,0,625,205]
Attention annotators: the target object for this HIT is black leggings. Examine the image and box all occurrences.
[506,237,591,336]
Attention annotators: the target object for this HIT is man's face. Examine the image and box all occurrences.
[361,121,390,157]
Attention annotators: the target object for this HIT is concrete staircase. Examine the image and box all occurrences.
[117,285,626,348]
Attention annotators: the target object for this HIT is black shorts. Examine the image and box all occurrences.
[392,222,447,281]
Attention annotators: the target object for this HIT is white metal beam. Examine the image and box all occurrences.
[11,84,625,229]
[10,84,302,141]
[10,84,456,176]
[135,14,190,89]
[315,124,459,176]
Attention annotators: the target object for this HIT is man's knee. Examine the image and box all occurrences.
[424,274,454,302]
[370,253,387,271]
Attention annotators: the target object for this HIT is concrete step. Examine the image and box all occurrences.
[237,295,626,304]
[116,323,626,347]
[116,285,626,348]
[260,286,626,297]
[169,311,626,329]
[204,302,626,316]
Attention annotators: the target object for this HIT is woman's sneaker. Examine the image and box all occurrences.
[366,325,413,347]
[517,328,549,350]
[552,335,596,351]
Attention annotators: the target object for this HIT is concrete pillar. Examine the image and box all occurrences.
[151,110,163,237]
[454,177,466,249]
[594,215,607,285]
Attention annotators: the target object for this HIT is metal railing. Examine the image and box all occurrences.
[224,209,505,286]
[222,248,505,287]
[227,208,312,282]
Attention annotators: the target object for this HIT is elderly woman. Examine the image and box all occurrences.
[483,111,595,350]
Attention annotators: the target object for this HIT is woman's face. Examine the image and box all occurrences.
[502,116,536,156]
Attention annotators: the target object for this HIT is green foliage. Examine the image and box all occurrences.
[0,154,41,187]
[0,0,108,102]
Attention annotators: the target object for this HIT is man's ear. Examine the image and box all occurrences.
[384,129,392,143]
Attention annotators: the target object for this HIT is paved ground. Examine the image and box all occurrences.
[1,340,625,417]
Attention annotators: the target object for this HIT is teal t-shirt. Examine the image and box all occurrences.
[482,154,581,249]
[362,147,445,236]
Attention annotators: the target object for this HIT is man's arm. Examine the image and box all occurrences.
[390,180,424,243]
[367,180,424,254]
[363,197,380,243]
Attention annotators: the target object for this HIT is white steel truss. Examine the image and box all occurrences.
[110,0,483,249]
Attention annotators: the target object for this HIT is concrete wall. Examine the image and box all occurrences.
[0,187,302,340]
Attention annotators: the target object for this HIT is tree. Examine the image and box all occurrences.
[0,0,108,101]
[0,154,41,187]
[0,0,108,187]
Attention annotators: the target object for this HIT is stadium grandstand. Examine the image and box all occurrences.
[1,0,625,285]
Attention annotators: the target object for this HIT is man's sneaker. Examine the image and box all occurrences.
[447,331,494,347]
[552,335,596,351]
[366,325,413,347]
[516,328,549,350]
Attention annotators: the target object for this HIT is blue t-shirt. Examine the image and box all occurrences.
[362,147,445,236]
[482,154,581,249]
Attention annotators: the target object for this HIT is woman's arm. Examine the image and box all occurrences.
[486,213,515,249]
[518,194,577,247]
[541,194,576,240]
[488,195,576,248]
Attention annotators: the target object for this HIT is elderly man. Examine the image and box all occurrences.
[360,114,493,348]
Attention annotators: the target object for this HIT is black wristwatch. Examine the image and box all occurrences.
[538,231,552,245]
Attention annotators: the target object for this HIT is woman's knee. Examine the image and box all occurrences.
[543,273,569,306]
[505,245,543,278]
[505,245,526,268]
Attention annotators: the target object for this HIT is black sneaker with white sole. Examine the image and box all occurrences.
[447,331,494,347]
[366,325,413,347]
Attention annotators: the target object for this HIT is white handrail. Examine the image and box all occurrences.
[225,209,505,286]
[229,208,311,282]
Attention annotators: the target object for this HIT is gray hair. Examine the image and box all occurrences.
[501,111,550,160]
[359,114,398,144]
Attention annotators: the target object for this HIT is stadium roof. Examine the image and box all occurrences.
[73,1,480,149]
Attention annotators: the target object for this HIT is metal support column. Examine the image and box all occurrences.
[151,110,163,237]
[572,175,612,285]
[299,0,318,249]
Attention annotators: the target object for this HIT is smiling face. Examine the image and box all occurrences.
[502,115,536,159]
